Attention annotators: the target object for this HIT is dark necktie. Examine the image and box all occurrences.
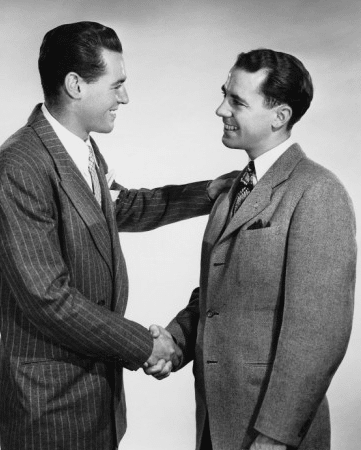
[88,144,102,206]
[231,160,255,217]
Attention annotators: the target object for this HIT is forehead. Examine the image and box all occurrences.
[225,68,268,97]
[100,49,126,80]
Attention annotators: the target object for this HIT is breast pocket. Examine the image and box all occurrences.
[235,225,288,309]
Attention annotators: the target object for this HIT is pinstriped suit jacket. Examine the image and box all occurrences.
[0,105,212,450]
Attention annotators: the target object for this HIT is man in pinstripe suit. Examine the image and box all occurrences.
[0,21,227,450]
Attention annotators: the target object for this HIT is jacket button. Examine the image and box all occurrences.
[97,300,106,306]
[206,310,215,318]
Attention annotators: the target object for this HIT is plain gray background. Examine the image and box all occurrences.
[0,1,360,448]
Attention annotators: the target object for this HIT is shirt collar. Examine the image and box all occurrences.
[41,104,90,172]
[252,136,295,182]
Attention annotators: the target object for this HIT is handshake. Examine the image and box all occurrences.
[143,325,182,380]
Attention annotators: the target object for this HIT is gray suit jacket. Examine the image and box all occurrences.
[0,105,212,450]
[168,144,357,450]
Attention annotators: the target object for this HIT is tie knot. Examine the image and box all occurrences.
[230,160,255,217]
[241,160,255,187]
[247,160,255,175]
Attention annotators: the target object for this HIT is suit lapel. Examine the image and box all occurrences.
[204,168,244,246]
[28,105,113,275]
[91,138,128,313]
[215,144,306,244]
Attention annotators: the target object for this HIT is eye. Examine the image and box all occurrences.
[232,97,247,107]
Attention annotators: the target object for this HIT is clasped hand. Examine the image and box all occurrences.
[143,325,182,380]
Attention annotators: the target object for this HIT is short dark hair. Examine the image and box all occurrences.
[234,49,313,129]
[38,21,123,100]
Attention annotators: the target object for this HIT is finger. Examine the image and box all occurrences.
[144,359,167,375]
[153,371,171,380]
[149,324,161,338]
[152,361,173,380]
[147,359,172,377]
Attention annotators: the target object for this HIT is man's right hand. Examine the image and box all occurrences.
[143,325,182,380]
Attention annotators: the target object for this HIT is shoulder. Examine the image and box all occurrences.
[0,125,57,193]
[290,156,355,222]
[291,155,350,196]
[1,125,53,173]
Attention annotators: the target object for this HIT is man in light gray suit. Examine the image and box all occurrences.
[146,49,357,450]
[0,21,229,450]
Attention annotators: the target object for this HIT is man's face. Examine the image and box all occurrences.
[216,68,277,158]
[79,49,129,138]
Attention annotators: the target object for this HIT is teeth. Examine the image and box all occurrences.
[224,124,238,131]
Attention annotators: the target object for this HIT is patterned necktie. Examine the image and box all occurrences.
[88,144,102,206]
[231,160,255,216]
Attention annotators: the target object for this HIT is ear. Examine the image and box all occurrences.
[272,104,292,129]
[64,72,83,99]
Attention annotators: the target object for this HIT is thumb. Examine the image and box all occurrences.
[149,324,161,338]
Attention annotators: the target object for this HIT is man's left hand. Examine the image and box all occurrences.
[249,433,287,450]
[207,170,239,200]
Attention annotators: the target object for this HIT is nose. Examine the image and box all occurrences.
[216,99,231,118]
[116,85,129,104]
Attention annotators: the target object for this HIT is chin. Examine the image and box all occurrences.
[96,125,114,134]
[222,136,241,149]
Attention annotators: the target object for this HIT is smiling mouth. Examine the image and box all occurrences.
[109,110,117,119]
[224,124,239,131]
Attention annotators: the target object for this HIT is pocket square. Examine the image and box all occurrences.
[246,219,270,230]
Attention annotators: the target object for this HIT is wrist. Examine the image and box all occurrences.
[206,180,214,201]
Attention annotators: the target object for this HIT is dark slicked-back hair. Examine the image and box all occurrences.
[38,21,122,100]
[234,49,313,129]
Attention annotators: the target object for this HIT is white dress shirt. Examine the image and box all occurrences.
[41,104,93,190]
[251,136,295,184]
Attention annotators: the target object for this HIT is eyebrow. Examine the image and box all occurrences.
[221,84,248,105]
[111,78,126,87]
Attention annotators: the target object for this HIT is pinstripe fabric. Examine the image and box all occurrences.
[0,104,213,450]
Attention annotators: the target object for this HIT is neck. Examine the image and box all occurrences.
[45,100,89,141]
[246,133,291,160]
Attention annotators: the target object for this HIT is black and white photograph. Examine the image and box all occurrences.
[0,1,360,449]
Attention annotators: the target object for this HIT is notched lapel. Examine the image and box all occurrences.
[216,144,306,244]
[29,105,113,275]
[59,178,113,275]
[204,191,231,246]
[222,177,273,240]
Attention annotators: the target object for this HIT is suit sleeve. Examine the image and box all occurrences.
[114,182,213,232]
[92,138,213,232]
[0,157,153,369]
[254,178,357,446]
[166,287,200,369]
